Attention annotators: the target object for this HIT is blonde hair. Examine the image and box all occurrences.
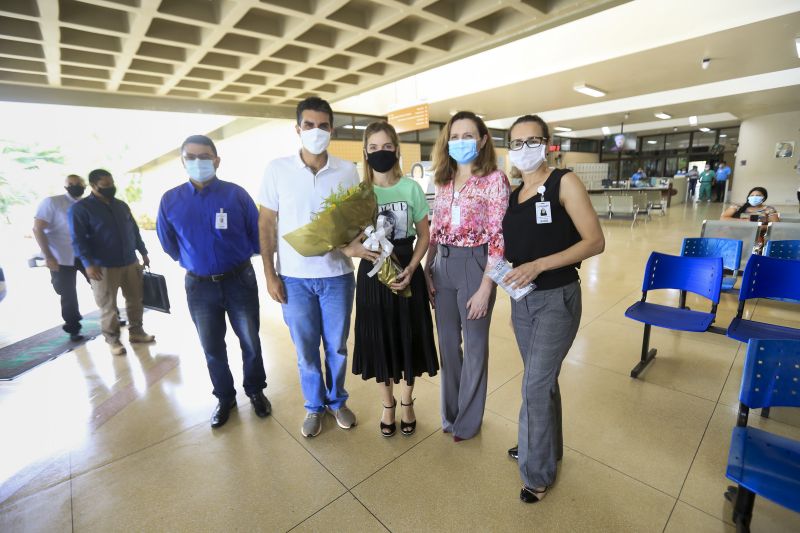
[432,111,497,186]
[362,121,402,184]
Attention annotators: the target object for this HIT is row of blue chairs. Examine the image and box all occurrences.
[624,250,800,531]
[625,251,800,378]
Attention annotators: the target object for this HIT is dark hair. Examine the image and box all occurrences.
[181,134,217,156]
[734,187,768,218]
[509,114,551,142]
[431,111,497,185]
[88,169,111,185]
[296,96,334,125]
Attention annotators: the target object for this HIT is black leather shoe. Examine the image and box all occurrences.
[508,445,519,461]
[211,399,237,428]
[248,392,272,418]
[520,486,548,503]
[69,334,85,343]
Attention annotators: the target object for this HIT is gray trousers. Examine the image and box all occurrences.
[511,280,581,488]
[432,244,496,439]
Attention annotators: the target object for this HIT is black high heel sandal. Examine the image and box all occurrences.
[400,398,416,436]
[381,398,397,437]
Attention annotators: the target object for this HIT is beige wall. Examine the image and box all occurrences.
[548,151,600,169]
[732,110,800,205]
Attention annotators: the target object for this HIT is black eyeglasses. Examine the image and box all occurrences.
[508,137,548,150]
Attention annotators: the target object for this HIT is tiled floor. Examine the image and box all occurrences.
[2,201,799,532]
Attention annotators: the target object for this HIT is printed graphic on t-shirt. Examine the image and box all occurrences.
[378,201,409,240]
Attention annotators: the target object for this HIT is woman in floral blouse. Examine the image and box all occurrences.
[424,110,511,441]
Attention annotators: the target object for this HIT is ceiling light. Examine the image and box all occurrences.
[719,134,727,138]
[689,115,698,126]
[343,124,367,130]
[601,126,611,135]
[573,83,606,98]
[554,126,572,132]
[699,127,711,132]
[795,37,799,58]
[654,112,672,119]
[647,140,658,144]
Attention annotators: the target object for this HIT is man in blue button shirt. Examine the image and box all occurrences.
[714,161,731,202]
[157,135,269,429]
[69,169,154,356]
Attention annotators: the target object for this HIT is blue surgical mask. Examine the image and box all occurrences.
[186,159,216,182]
[748,195,764,206]
[448,139,479,165]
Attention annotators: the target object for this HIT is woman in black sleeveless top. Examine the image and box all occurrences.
[501,115,605,504]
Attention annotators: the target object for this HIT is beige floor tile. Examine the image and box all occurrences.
[718,345,746,408]
[665,502,734,533]
[268,376,442,489]
[680,403,800,531]
[570,318,738,401]
[0,452,70,507]
[352,411,675,533]
[291,492,388,533]
[487,361,716,496]
[0,479,72,533]
[71,415,346,532]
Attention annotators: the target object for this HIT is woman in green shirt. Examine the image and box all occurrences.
[352,121,439,437]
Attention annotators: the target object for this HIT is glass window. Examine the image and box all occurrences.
[692,130,717,149]
[398,131,418,143]
[333,114,354,139]
[719,127,739,151]
[642,159,662,177]
[665,132,690,150]
[489,128,507,148]
[665,157,677,177]
[642,135,665,152]
[418,124,442,144]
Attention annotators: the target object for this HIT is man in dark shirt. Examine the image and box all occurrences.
[156,135,269,429]
[69,169,154,355]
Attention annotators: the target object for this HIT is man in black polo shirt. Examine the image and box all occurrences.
[69,169,154,355]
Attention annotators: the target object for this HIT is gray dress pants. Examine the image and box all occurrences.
[511,280,581,488]
[432,244,496,439]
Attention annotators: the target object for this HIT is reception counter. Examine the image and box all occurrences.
[586,176,687,208]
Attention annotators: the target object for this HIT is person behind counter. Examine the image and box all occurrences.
[501,114,604,504]
[721,187,780,224]
[630,168,647,188]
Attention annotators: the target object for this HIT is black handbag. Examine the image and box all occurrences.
[142,268,170,313]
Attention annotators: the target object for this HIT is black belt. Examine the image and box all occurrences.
[187,261,250,282]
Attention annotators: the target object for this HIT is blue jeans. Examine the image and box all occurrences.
[185,263,266,401]
[281,273,355,413]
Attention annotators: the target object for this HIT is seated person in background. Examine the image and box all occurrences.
[630,168,647,187]
[721,187,780,224]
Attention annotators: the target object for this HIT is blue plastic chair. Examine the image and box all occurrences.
[763,239,800,260]
[625,252,723,378]
[724,339,800,532]
[681,237,742,292]
[726,255,800,343]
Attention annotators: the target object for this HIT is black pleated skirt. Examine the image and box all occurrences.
[352,237,439,385]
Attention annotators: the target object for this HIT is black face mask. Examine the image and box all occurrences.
[367,150,398,173]
[98,186,116,199]
[66,185,85,198]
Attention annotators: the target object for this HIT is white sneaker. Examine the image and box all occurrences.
[328,405,357,429]
[302,412,323,438]
[109,341,126,356]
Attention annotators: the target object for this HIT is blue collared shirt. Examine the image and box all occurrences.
[69,194,148,267]
[716,166,731,181]
[156,178,259,276]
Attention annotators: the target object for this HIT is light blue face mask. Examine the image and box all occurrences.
[186,159,216,182]
[448,139,479,165]
[748,195,764,206]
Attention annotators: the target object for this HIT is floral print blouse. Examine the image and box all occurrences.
[430,169,511,269]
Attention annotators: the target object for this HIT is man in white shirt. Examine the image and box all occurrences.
[32,174,88,341]
[258,96,377,438]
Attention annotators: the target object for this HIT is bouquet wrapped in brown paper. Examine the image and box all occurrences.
[283,181,377,257]
[362,215,411,298]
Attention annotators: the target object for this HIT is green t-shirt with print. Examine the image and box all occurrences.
[373,177,429,240]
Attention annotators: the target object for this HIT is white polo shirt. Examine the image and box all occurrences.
[34,193,80,265]
[258,152,360,278]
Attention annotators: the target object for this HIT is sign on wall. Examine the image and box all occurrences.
[388,104,430,134]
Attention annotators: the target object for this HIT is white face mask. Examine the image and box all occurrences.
[300,128,331,155]
[509,144,546,173]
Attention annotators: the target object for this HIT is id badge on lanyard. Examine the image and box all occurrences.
[451,189,462,227]
[215,208,228,230]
